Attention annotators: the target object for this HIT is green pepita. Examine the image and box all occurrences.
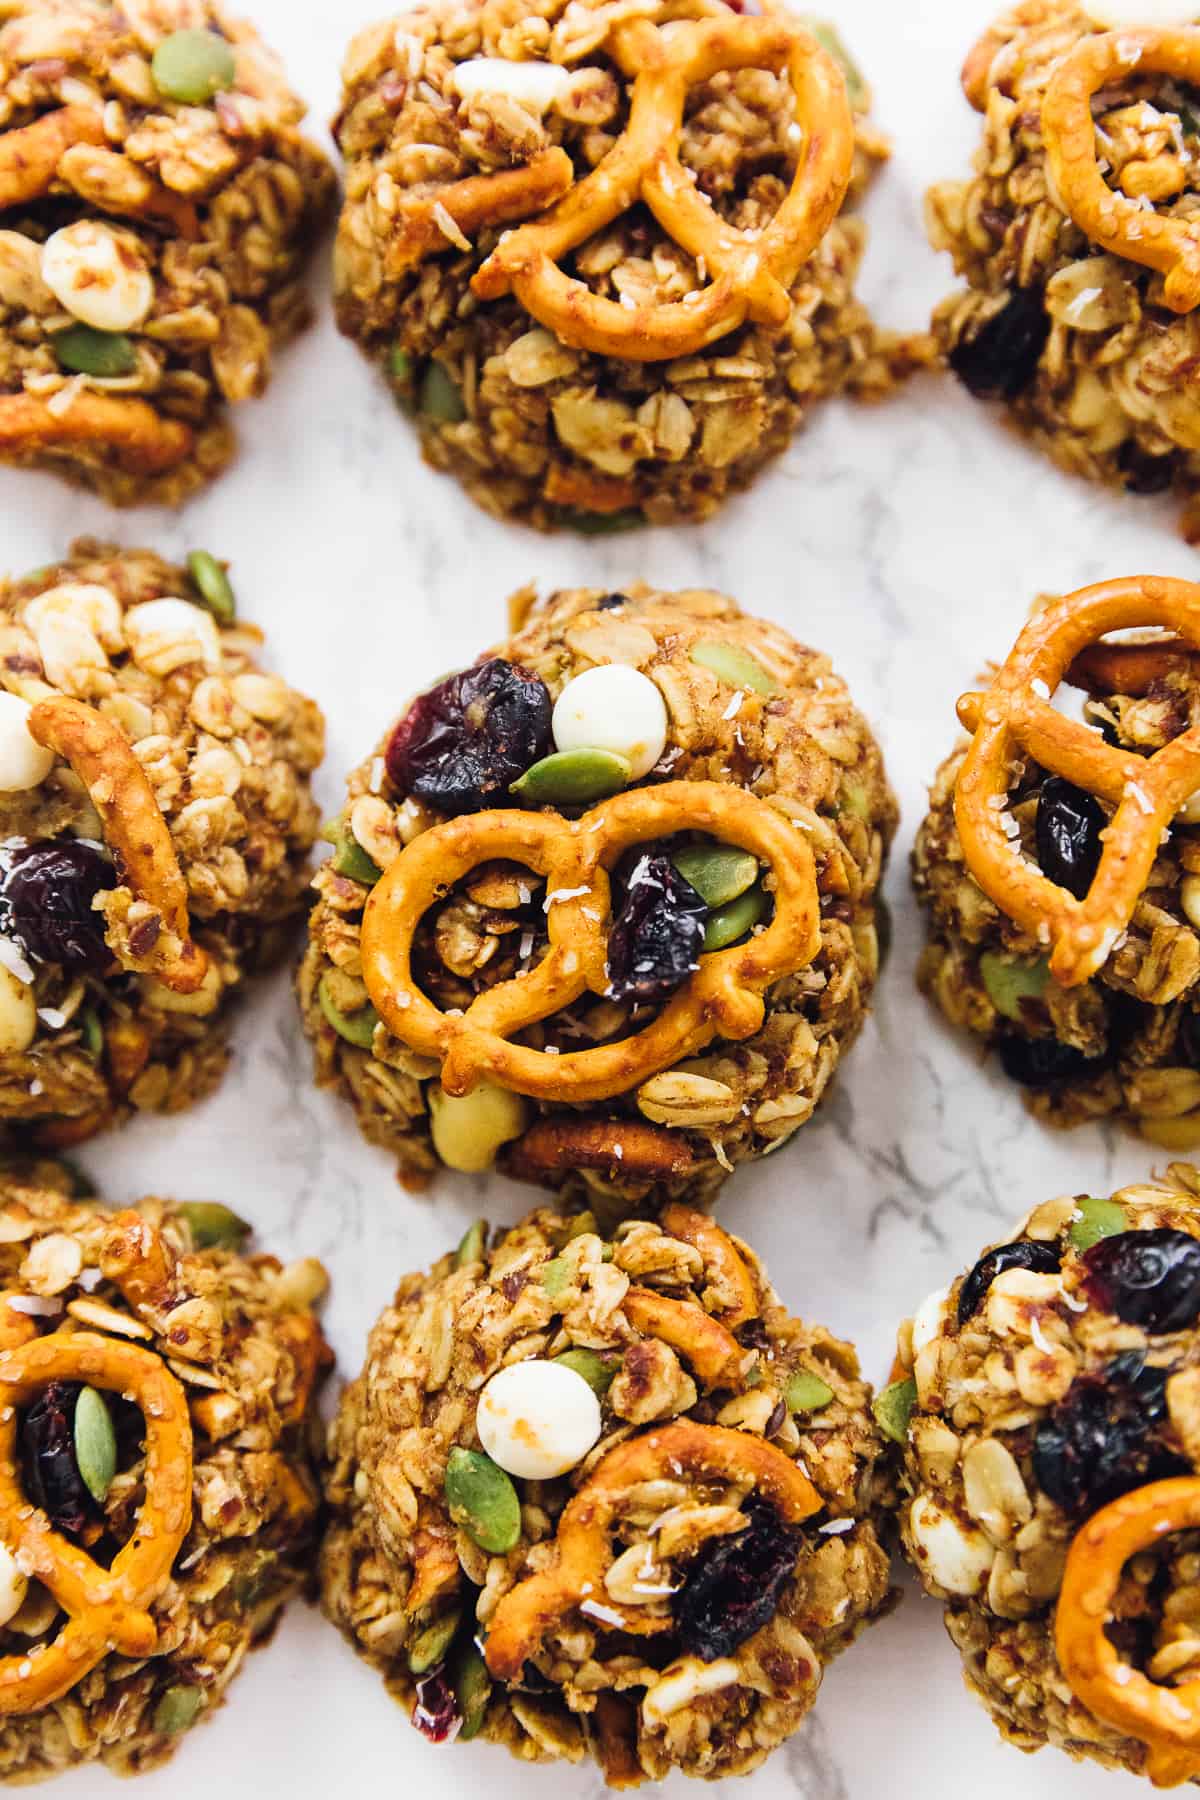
[53,325,137,379]
[408,1608,462,1675]
[541,1256,571,1298]
[186,550,236,624]
[420,361,466,423]
[79,1007,102,1059]
[153,1685,204,1736]
[317,974,380,1050]
[455,1219,486,1268]
[552,1347,618,1395]
[785,1370,835,1414]
[872,1377,917,1446]
[980,952,1050,1022]
[558,508,645,535]
[563,1210,597,1243]
[798,17,866,104]
[451,1637,492,1740]
[444,1447,521,1554]
[838,778,870,820]
[672,844,759,909]
[152,29,236,103]
[1069,1195,1127,1252]
[389,346,414,383]
[73,1386,116,1504]
[321,818,382,886]
[510,748,631,807]
[689,641,780,698]
[176,1201,250,1250]
[704,884,768,952]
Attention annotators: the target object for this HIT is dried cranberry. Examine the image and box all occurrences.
[0,841,116,972]
[597,593,629,610]
[1035,777,1105,900]
[412,1667,461,1742]
[385,659,552,815]
[606,855,707,1005]
[997,1034,1101,1087]
[674,1503,800,1661]
[1117,439,1178,496]
[21,1380,94,1538]
[957,1239,1061,1325]
[1033,1353,1185,1513]
[1082,1228,1200,1332]
[948,288,1050,401]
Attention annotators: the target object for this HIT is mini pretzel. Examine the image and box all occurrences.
[0,107,106,209]
[1056,1477,1200,1787]
[483,1421,821,1680]
[1043,30,1200,313]
[1066,638,1200,699]
[386,149,573,279]
[361,780,819,1105]
[955,576,1200,988]
[0,1322,192,1714]
[28,696,208,995]
[0,394,194,478]
[659,1203,759,1328]
[470,14,854,362]
[622,1289,747,1387]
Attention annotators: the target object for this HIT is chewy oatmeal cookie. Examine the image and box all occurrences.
[0,0,335,506]
[332,0,928,531]
[889,1164,1200,1783]
[321,1203,893,1782]
[0,1167,330,1780]
[300,583,895,1207]
[0,538,324,1144]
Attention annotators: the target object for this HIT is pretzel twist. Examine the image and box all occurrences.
[483,1421,822,1680]
[954,576,1200,988]
[469,14,854,361]
[360,780,820,1105]
[0,393,193,478]
[1056,1478,1200,1787]
[1043,30,1200,313]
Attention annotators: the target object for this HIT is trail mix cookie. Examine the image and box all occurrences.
[321,1202,893,1782]
[927,0,1200,539]
[300,583,894,1206]
[0,539,324,1144]
[0,0,335,506]
[332,0,927,531]
[0,1168,330,1780]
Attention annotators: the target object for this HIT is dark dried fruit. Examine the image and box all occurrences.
[1033,1352,1186,1513]
[596,592,629,610]
[412,1667,461,1742]
[606,855,707,1005]
[21,1380,94,1538]
[1083,1228,1200,1332]
[0,841,116,971]
[1117,439,1177,496]
[1035,777,1105,900]
[948,288,1050,401]
[674,1503,800,1661]
[385,659,552,815]
[957,1239,1062,1325]
[997,1033,1101,1087]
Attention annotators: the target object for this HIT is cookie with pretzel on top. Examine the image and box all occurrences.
[299,582,895,1207]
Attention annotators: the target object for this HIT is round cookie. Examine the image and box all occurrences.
[0,539,324,1144]
[300,582,895,1206]
[321,1203,894,1781]
[0,0,335,505]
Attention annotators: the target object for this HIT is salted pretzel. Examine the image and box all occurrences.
[360,779,820,1105]
[0,394,194,479]
[0,107,106,209]
[955,576,1200,989]
[467,11,854,362]
[1043,29,1200,313]
[1056,1477,1200,1787]
[483,1421,822,1680]
[387,149,573,279]
[658,1202,759,1328]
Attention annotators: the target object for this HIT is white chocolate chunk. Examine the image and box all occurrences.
[428,1081,528,1173]
[908,1494,995,1596]
[552,665,668,781]
[124,599,222,677]
[0,694,53,792]
[0,961,36,1054]
[41,221,153,333]
[450,57,572,113]
[910,1285,952,1357]
[476,1358,602,1480]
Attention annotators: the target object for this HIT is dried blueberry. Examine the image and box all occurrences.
[957,1239,1061,1326]
[21,1380,94,1538]
[996,1034,1101,1087]
[412,1667,461,1743]
[385,659,552,816]
[1033,1352,1186,1513]
[674,1504,800,1661]
[606,855,707,1005]
[948,288,1050,401]
[1117,439,1178,497]
[1035,777,1105,900]
[0,841,116,972]
[596,593,629,610]
[1083,1228,1200,1333]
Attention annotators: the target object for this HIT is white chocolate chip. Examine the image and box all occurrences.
[0,1546,28,1630]
[450,57,572,113]
[0,694,53,792]
[641,1656,742,1727]
[0,962,36,1055]
[1083,0,1200,21]
[910,1285,952,1357]
[552,665,668,780]
[428,1081,528,1173]
[476,1358,602,1480]
[40,221,153,333]
[908,1494,995,1596]
[124,599,221,677]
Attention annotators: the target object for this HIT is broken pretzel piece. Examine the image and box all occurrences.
[386,148,572,279]
[0,393,194,478]
[0,106,105,210]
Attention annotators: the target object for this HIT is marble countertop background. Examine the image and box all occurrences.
[8,0,1191,1792]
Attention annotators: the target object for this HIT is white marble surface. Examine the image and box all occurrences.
[4,0,1192,1792]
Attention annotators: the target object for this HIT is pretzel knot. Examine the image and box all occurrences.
[483,1421,822,1681]
[0,1310,192,1714]
[1043,29,1200,314]
[954,576,1200,989]
[469,13,855,362]
[360,780,820,1104]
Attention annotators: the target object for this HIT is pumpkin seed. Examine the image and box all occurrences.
[408,1608,462,1675]
[79,1006,102,1059]
[389,346,413,383]
[553,1347,618,1395]
[451,1636,492,1740]
[317,975,379,1050]
[541,1256,571,1298]
[53,325,137,378]
[689,641,779,698]
[153,1685,204,1736]
[176,1201,250,1250]
[562,1209,597,1243]
[444,1447,521,1554]
[798,17,866,104]
[420,362,465,422]
[672,844,758,909]
[510,748,631,807]
[839,778,870,820]
[186,550,236,624]
[152,28,236,103]
[321,818,382,886]
[980,952,1050,1022]
[73,1386,116,1504]
[704,884,768,952]
[785,1370,835,1414]
[558,508,645,535]
[456,1219,486,1268]
[1069,1195,1127,1252]
[873,1377,917,1446]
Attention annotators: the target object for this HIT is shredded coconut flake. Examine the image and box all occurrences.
[545,885,591,911]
